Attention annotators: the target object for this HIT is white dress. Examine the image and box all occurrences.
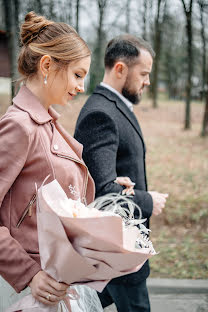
[0,276,103,312]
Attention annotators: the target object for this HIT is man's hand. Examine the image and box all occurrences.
[148,191,168,216]
[29,271,69,306]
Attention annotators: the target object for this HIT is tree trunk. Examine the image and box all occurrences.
[14,0,20,41]
[198,0,207,101]
[36,0,43,14]
[49,0,55,19]
[201,64,208,136]
[68,0,73,24]
[58,0,73,24]
[151,0,166,108]
[89,0,107,93]
[125,0,131,33]
[201,95,208,136]
[184,14,192,129]
[142,0,148,40]
[3,0,19,98]
[181,0,193,130]
[76,0,80,33]
[97,1,105,65]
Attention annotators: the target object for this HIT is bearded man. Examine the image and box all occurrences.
[74,34,168,312]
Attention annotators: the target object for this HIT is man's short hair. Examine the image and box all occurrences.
[104,34,155,69]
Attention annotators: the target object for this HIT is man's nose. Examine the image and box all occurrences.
[144,76,150,86]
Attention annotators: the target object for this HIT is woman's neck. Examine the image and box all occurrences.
[26,79,50,111]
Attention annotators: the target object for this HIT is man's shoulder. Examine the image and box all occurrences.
[81,86,117,116]
[86,86,116,104]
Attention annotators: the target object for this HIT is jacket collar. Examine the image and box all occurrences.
[13,86,84,160]
[13,85,60,124]
[100,82,133,112]
[93,85,144,142]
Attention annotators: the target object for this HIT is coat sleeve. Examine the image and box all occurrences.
[75,110,123,195]
[74,110,153,219]
[0,116,41,293]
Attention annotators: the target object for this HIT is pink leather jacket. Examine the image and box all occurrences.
[0,86,95,293]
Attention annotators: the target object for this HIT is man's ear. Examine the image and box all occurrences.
[114,62,128,79]
[39,55,52,78]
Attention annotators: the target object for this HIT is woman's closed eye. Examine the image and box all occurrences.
[75,73,82,78]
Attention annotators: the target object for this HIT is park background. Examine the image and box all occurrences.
[0,0,208,281]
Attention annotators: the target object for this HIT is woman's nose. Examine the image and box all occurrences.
[76,85,85,93]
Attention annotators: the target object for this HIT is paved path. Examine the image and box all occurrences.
[0,278,208,311]
[104,294,208,312]
[104,279,208,312]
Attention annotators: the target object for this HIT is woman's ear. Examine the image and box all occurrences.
[114,62,128,79]
[39,55,52,78]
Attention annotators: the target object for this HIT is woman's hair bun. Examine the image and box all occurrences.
[18,11,90,79]
[20,11,53,46]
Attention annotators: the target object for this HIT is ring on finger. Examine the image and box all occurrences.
[46,293,52,301]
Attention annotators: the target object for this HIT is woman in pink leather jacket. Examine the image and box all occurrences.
[0,11,94,307]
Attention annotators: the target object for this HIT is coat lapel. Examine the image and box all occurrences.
[115,99,144,141]
[94,85,145,144]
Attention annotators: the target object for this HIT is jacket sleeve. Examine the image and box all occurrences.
[133,189,153,219]
[74,110,153,219]
[0,116,41,292]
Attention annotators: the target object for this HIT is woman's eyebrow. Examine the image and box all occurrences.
[78,68,87,75]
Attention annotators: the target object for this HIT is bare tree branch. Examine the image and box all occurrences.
[181,0,188,13]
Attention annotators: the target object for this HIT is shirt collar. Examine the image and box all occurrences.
[100,82,133,112]
[13,85,60,124]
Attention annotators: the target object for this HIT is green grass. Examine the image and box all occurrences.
[150,234,208,279]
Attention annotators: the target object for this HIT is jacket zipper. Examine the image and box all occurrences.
[16,194,36,228]
[56,154,88,203]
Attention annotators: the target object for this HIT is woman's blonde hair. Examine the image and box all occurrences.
[18,11,91,79]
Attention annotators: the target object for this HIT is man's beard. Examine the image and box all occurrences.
[122,79,141,105]
[122,87,140,105]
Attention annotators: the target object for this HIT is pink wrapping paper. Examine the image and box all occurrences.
[6,179,156,312]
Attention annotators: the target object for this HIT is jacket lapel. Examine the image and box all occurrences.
[115,99,144,141]
[94,85,145,144]
[51,121,83,162]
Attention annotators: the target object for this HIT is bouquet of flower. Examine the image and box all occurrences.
[6,179,156,312]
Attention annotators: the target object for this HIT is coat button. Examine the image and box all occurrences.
[53,144,59,150]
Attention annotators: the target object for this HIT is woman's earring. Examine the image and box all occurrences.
[44,74,48,85]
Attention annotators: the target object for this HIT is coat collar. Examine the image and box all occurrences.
[93,85,144,141]
[13,85,60,124]
[13,86,84,159]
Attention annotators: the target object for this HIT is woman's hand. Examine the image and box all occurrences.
[29,271,69,306]
[114,176,135,195]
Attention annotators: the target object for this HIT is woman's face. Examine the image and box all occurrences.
[47,56,91,106]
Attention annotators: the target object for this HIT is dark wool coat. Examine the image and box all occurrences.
[74,85,153,284]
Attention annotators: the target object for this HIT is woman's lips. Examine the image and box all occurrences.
[68,92,76,98]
